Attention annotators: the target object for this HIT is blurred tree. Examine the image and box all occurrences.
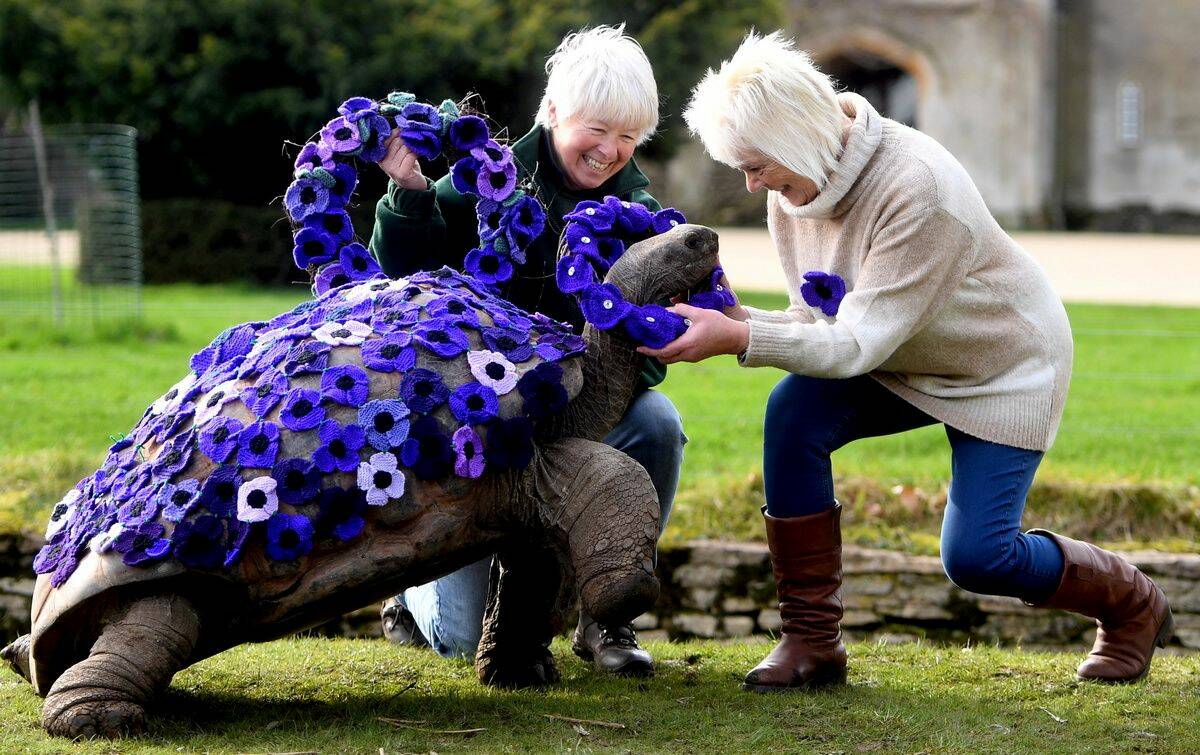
[0,0,781,205]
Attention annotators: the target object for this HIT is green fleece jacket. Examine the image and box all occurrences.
[368,124,666,389]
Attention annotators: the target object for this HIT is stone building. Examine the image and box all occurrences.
[655,0,1200,231]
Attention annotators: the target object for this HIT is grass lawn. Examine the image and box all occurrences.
[0,637,1196,753]
[1,281,1197,549]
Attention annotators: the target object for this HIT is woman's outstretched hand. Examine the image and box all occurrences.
[637,302,750,364]
[378,134,427,190]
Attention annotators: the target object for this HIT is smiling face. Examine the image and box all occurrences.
[736,152,820,207]
[548,103,638,191]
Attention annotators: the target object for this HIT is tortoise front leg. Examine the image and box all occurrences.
[41,594,200,739]
[475,547,569,688]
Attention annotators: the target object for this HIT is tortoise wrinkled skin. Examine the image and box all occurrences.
[4,224,719,739]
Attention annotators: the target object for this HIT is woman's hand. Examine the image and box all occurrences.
[378,134,427,190]
[637,303,750,364]
[716,271,751,322]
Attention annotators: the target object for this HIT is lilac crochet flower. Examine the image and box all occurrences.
[623,304,688,349]
[283,340,332,376]
[449,382,499,425]
[372,301,421,334]
[556,253,595,294]
[113,521,172,567]
[265,512,314,561]
[426,295,480,327]
[272,458,322,504]
[242,371,289,418]
[800,270,847,317]
[173,515,226,569]
[481,326,534,363]
[194,380,240,426]
[464,247,513,285]
[117,488,161,528]
[399,369,449,414]
[517,362,569,419]
[316,486,367,542]
[313,320,371,346]
[452,425,485,479]
[285,176,330,222]
[312,420,367,473]
[359,399,411,451]
[235,421,281,468]
[651,207,687,234]
[448,115,489,152]
[303,209,353,244]
[292,226,337,268]
[321,116,363,153]
[467,350,518,394]
[362,334,416,373]
[313,262,353,294]
[236,475,279,523]
[477,160,517,201]
[278,388,325,431]
[471,139,512,171]
[413,319,470,358]
[338,96,378,119]
[399,415,454,480]
[199,465,241,517]
[339,242,383,280]
[160,478,201,522]
[357,111,393,163]
[580,283,631,330]
[565,223,601,260]
[357,452,406,506]
[564,200,617,232]
[483,417,534,470]
[450,156,482,196]
[294,141,334,174]
[151,431,194,479]
[321,364,370,407]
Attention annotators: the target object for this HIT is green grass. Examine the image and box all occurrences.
[1,638,1197,753]
[0,283,1197,549]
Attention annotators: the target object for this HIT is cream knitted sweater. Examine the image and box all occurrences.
[741,94,1073,451]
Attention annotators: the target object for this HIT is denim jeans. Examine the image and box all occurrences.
[401,389,687,658]
[763,373,1064,602]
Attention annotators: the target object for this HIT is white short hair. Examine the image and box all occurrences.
[684,31,843,189]
[535,24,659,145]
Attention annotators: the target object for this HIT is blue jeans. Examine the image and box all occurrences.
[402,389,687,658]
[764,374,1064,602]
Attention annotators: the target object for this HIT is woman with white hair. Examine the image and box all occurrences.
[643,31,1173,691]
[369,24,681,677]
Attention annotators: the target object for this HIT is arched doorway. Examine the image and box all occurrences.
[821,50,918,127]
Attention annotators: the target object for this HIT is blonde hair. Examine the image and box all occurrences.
[535,24,659,145]
[684,31,844,188]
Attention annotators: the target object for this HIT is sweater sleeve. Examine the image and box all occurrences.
[368,175,478,277]
[740,207,976,377]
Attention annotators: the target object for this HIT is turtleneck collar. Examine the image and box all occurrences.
[775,92,883,220]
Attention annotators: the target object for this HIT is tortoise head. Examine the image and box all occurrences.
[606,224,720,306]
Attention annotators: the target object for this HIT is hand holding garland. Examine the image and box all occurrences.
[635,302,750,364]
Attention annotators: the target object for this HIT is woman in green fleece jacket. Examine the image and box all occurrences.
[371,24,683,678]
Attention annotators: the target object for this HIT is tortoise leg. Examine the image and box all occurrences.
[475,547,569,689]
[41,594,200,739]
[2,633,32,683]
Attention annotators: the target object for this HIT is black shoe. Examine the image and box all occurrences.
[572,613,654,678]
[381,595,428,647]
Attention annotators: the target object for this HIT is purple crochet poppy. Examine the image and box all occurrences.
[113,521,172,566]
[117,488,161,528]
[399,415,454,480]
[800,270,847,317]
[321,116,363,153]
[213,322,257,363]
[292,226,337,268]
[452,425,485,479]
[160,478,201,522]
[278,388,325,431]
[448,115,489,152]
[503,195,545,254]
[303,209,353,244]
[338,242,382,280]
[240,340,291,378]
[224,519,253,568]
[651,207,687,234]
[481,326,534,363]
[687,265,738,311]
[357,111,393,163]
[272,458,322,504]
[338,96,377,119]
[580,283,632,330]
[284,176,330,222]
[623,304,688,349]
[372,302,421,335]
[190,345,216,375]
[426,295,480,326]
[294,141,334,174]
[449,382,499,425]
[316,486,367,542]
[265,512,314,561]
[596,236,626,266]
[359,399,411,451]
[471,139,512,171]
[112,464,153,504]
[413,319,470,358]
[234,421,281,468]
[242,371,289,418]
[33,531,70,576]
[400,102,441,132]
[399,369,449,414]
[464,247,513,285]
[399,125,442,160]
[199,465,241,518]
[314,297,373,327]
[151,431,194,479]
[564,200,617,233]
[517,362,569,419]
[283,340,332,376]
[556,254,595,294]
[312,420,367,473]
[483,417,534,470]
[321,364,370,407]
[565,223,601,260]
[173,515,226,569]
[450,156,482,196]
[477,160,517,202]
[326,163,358,208]
[362,334,416,373]
[615,200,653,235]
[314,262,353,295]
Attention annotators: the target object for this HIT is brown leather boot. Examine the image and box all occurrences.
[1028,530,1174,683]
[743,504,847,692]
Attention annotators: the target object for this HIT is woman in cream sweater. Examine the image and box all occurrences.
[643,31,1173,691]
